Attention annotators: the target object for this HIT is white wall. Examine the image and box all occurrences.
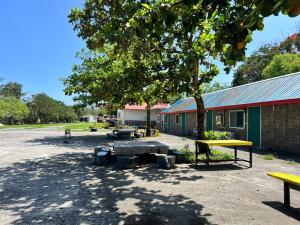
[117,109,163,123]
[117,109,125,125]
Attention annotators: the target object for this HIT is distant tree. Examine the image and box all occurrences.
[58,104,78,123]
[233,32,300,86]
[0,97,29,125]
[262,53,300,79]
[203,82,230,94]
[26,93,78,124]
[0,82,25,99]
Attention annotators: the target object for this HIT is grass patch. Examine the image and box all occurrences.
[261,154,277,160]
[0,122,110,131]
[286,160,297,165]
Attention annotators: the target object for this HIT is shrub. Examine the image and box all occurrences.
[204,131,229,140]
[178,145,195,163]
[198,149,234,161]
[92,122,110,129]
[178,145,234,163]
[98,122,110,129]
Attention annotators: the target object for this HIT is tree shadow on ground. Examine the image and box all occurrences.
[262,201,300,221]
[26,134,112,149]
[190,163,246,171]
[0,152,214,225]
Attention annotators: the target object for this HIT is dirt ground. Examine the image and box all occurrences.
[0,128,299,225]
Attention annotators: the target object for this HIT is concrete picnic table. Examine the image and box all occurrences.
[113,129,136,139]
[113,141,169,156]
[195,140,253,167]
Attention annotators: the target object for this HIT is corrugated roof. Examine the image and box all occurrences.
[162,72,300,114]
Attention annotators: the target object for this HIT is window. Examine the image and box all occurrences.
[215,113,224,126]
[164,115,168,123]
[156,114,160,122]
[229,111,244,128]
[175,114,181,124]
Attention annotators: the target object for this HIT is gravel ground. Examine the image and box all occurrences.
[0,129,299,225]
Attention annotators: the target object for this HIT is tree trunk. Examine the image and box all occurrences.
[195,95,206,140]
[146,104,151,137]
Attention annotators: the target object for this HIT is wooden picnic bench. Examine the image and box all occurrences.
[195,140,253,167]
[267,172,300,207]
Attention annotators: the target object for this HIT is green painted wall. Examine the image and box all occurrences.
[167,114,171,131]
[248,107,261,146]
[206,110,213,131]
[181,112,186,136]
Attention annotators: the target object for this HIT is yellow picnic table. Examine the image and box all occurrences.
[268,172,300,206]
[195,140,253,167]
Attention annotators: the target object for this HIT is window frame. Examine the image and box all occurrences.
[156,114,160,123]
[229,110,245,129]
[164,115,168,123]
[215,112,224,127]
[175,114,181,125]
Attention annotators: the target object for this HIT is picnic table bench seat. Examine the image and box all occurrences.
[267,172,300,207]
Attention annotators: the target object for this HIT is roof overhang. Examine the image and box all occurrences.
[161,98,300,114]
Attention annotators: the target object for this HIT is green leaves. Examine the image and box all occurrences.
[0,97,29,122]
[141,3,151,10]
[262,53,300,79]
[66,0,300,115]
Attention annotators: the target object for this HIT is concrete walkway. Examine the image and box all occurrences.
[0,129,299,225]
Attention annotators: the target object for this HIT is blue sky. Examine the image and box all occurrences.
[1,1,300,105]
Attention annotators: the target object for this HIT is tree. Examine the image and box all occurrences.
[0,82,25,99]
[203,82,230,94]
[131,1,300,139]
[262,53,300,79]
[26,93,78,124]
[64,46,177,136]
[0,97,29,125]
[69,0,300,139]
[232,32,300,86]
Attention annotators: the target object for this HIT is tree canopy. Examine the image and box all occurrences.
[67,0,300,139]
[203,82,230,94]
[26,93,78,124]
[0,82,25,99]
[232,32,300,86]
[262,53,300,79]
[0,97,29,125]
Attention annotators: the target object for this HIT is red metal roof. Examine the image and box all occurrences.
[288,33,298,40]
[125,103,169,110]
